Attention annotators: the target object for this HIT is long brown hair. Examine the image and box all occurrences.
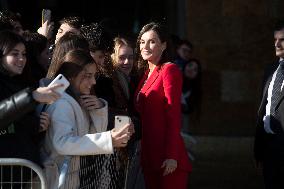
[46,32,89,79]
[54,49,96,100]
[0,30,26,76]
[54,49,96,80]
[135,22,174,75]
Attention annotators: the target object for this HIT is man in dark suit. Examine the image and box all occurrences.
[254,20,284,189]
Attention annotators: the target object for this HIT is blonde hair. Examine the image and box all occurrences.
[111,37,133,68]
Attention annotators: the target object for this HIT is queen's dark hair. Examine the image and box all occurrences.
[135,22,174,74]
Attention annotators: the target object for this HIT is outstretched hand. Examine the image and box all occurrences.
[111,124,131,148]
[32,83,62,104]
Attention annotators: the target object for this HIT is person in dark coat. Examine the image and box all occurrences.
[254,20,284,189]
[0,30,61,188]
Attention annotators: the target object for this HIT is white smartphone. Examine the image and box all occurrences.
[114,115,131,129]
[42,9,51,24]
[48,74,70,95]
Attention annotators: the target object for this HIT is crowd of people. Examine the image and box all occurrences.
[0,10,203,189]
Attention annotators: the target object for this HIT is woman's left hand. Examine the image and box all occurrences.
[80,95,104,111]
[39,112,50,132]
[161,159,177,176]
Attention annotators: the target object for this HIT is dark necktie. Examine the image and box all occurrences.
[270,60,284,116]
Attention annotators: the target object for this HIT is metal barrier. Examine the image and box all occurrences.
[0,158,47,189]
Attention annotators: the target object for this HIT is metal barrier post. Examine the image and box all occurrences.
[0,158,47,189]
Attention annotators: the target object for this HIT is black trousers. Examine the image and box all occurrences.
[263,133,284,189]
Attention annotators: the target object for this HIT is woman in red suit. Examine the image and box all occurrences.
[134,22,192,189]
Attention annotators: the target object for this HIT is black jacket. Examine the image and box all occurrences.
[0,87,38,129]
[0,67,40,165]
[254,62,284,162]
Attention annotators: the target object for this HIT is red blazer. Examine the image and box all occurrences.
[134,63,192,172]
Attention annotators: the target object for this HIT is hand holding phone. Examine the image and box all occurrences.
[48,74,70,95]
[112,117,131,147]
[42,9,51,24]
[115,115,131,130]
[38,9,54,39]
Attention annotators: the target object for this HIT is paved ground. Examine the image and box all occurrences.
[183,135,264,189]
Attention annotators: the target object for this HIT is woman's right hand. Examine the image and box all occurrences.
[32,84,62,104]
[37,20,54,40]
[111,124,131,148]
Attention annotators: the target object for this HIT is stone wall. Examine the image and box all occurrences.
[186,0,284,135]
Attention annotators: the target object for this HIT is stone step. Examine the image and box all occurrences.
[182,135,264,189]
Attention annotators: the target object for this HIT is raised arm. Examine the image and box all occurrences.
[0,88,37,128]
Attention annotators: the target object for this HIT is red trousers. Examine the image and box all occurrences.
[143,169,189,189]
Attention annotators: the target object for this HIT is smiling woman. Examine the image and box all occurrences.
[1,43,26,75]
[111,37,134,75]
[0,31,41,168]
[0,29,62,188]
[134,22,192,189]
[0,31,62,128]
[42,49,133,189]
